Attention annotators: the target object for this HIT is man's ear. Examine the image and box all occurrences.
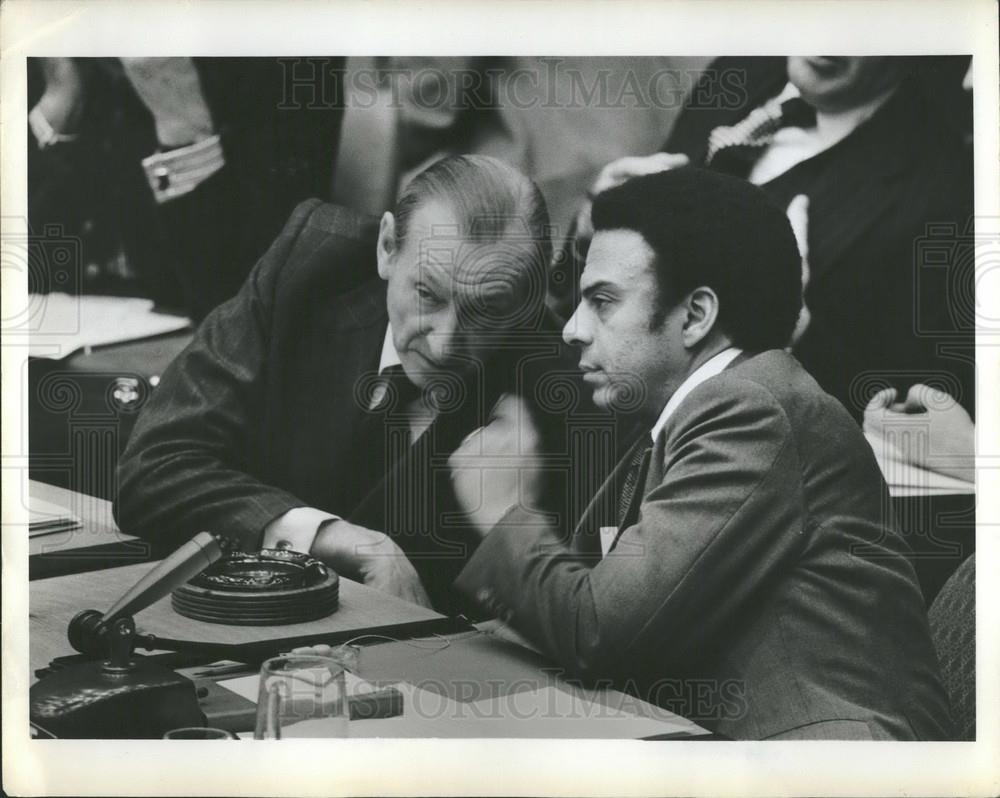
[376,211,396,280]
[682,286,720,348]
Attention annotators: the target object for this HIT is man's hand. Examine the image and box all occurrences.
[309,519,432,608]
[34,58,87,135]
[864,384,975,483]
[576,152,691,239]
[448,393,544,538]
[591,152,691,197]
[786,194,811,346]
[119,57,215,148]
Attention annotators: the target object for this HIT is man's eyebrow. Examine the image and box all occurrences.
[415,266,449,293]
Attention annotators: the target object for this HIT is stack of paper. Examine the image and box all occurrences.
[28,495,82,538]
[865,430,975,497]
[26,293,191,360]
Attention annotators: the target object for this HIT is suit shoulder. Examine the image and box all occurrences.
[723,351,847,411]
[667,354,797,438]
[675,351,848,432]
[281,200,379,262]
[709,352,874,462]
[297,201,380,244]
[272,201,381,295]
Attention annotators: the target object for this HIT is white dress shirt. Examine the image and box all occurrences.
[748,82,897,186]
[376,322,400,373]
[650,347,744,444]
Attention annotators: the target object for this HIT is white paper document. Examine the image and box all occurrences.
[865,430,975,496]
[28,494,82,537]
[220,671,702,738]
[26,293,191,359]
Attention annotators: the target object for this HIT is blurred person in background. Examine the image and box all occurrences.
[331,57,713,235]
[554,56,974,482]
[28,56,346,320]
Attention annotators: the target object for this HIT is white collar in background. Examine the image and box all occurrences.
[749,81,896,185]
[773,81,802,105]
[378,323,401,374]
[650,347,743,443]
[814,83,896,147]
[774,80,896,148]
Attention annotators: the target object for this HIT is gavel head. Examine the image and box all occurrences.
[67,608,107,657]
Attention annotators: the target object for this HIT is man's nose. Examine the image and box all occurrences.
[427,309,459,360]
[562,304,590,347]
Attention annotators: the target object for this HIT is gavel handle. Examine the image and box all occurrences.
[101,531,224,625]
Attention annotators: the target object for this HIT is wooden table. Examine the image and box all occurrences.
[27,484,711,739]
[30,565,709,738]
[28,480,152,579]
[29,560,450,678]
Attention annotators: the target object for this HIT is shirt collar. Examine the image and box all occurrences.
[650,347,743,443]
[775,80,897,147]
[774,81,802,105]
[378,323,401,374]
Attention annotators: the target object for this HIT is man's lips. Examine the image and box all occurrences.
[803,56,846,75]
[406,349,442,369]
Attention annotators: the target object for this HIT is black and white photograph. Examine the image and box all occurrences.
[2,1,998,796]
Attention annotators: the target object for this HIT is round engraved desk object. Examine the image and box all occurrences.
[171,549,339,625]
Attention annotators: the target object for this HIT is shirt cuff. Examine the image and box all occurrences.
[261,507,340,555]
[29,105,80,149]
[141,134,225,204]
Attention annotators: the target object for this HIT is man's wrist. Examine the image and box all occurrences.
[29,104,80,149]
[310,519,384,578]
[261,507,339,555]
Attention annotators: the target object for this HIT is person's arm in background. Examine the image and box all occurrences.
[28,58,94,295]
[30,58,87,146]
[863,384,974,484]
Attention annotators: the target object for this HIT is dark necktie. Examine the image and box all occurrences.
[705,96,817,178]
[368,364,421,413]
[360,364,422,485]
[618,439,653,528]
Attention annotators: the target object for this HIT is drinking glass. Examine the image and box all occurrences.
[253,653,351,739]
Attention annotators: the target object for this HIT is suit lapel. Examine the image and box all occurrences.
[323,282,387,485]
[347,364,487,540]
[571,435,647,556]
[595,354,752,556]
[269,277,386,508]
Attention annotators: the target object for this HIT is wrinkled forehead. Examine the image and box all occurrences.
[402,198,541,313]
[582,228,656,289]
[413,235,534,296]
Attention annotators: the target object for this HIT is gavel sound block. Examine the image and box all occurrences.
[171,549,339,625]
[31,532,225,738]
[29,534,340,738]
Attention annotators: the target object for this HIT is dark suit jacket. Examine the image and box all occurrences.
[665,57,974,419]
[114,200,594,613]
[456,350,953,740]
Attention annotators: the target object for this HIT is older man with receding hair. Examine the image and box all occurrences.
[115,155,585,614]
